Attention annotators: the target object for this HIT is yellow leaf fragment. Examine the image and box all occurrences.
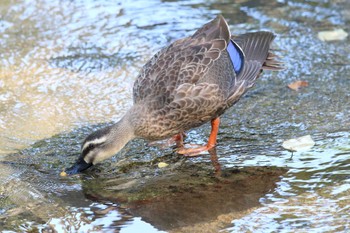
[318,29,348,41]
[158,162,169,168]
[282,135,315,152]
[288,80,309,91]
[60,171,67,177]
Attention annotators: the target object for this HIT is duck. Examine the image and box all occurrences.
[64,15,283,175]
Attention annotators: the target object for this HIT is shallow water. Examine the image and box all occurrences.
[0,0,349,232]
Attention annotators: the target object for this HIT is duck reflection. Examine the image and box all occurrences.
[81,148,286,231]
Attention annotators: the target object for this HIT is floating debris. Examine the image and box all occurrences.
[318,29,348,41]
[60,171,67,177]
[288,80,309,91]
[158,162,169,168]
[282,135,315,152]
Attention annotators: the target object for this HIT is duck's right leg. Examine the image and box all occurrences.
[177,117,220,156]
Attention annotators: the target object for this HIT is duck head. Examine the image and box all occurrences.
[64,116,135,175]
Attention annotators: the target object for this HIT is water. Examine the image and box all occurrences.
[0,0,349,232]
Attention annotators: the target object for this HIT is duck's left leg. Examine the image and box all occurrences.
[177,117,220,156]
[173,132,185,149]
[148,132,186,148]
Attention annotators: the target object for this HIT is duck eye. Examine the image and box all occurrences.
[82,143,96,157]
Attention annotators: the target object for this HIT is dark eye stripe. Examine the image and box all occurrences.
[81,142,104,157]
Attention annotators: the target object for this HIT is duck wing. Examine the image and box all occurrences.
[133,15,231,110]
[227,32,284,105]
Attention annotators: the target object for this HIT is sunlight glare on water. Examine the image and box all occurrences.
[0,0,212,154]
[43,203,165,233]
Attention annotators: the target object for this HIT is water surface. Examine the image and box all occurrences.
[0,0,349,232]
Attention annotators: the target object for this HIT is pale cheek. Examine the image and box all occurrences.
[84,151,95,164]
[93,148,115,164]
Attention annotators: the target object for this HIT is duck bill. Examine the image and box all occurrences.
[65,156,93,175]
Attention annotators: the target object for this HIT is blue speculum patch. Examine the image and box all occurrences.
[227,40,244,75]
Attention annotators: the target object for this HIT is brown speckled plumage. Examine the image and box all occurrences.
[65,15,284,174]
[130,15,283,141]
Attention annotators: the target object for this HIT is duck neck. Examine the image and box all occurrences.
[93,113,135,164]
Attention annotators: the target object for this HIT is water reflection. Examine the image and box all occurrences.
[80,148,286,231]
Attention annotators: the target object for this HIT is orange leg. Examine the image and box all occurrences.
[177,117,220,156]
[172,132,185,149]
[148,132,185,148]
